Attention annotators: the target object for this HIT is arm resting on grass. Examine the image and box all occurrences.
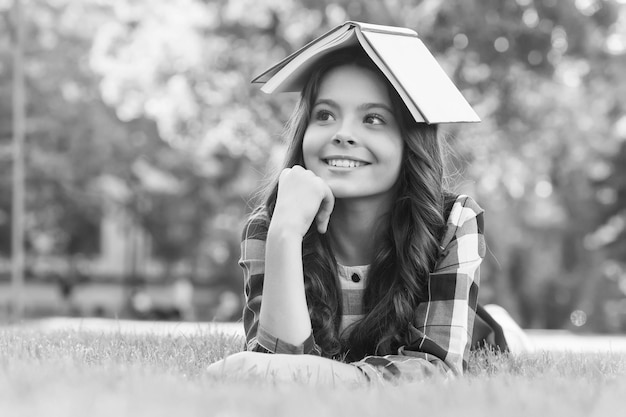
[207,351,366,385]
[240,214,322,355]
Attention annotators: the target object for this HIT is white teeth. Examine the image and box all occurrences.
[326,159,364,168]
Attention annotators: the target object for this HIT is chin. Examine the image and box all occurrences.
[327,184,372,199]
[328,181,397,203]
[324,183,353,198]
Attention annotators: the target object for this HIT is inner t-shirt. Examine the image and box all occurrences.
[337,263,369,337]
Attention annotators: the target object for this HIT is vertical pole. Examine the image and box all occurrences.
[11,0,25,322]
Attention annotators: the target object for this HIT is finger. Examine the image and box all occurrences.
[278,167,291,183]
[278,165,306,188]
[315,182,335,234]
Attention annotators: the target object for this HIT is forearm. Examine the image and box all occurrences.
[208,351,367,385]
[263,353,366,385]
[258,224,312,346]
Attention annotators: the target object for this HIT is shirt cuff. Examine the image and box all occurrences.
[255,325,320,355]
[351,354,452,384]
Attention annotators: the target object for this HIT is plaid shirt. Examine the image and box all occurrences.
[240,195,485,381]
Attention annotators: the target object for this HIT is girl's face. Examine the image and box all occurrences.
[302,65,404,201]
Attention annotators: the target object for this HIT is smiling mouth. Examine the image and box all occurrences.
[324,158,370,168]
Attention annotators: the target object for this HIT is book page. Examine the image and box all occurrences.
[260,28,358,93]
[355,31,425,123]
[356,22,417,37]
[359,31,480,124]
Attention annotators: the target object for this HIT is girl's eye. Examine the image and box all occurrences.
[364,114,385,125]
[314,110,335,122]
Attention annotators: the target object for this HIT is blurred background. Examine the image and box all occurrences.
[1,0,625,332]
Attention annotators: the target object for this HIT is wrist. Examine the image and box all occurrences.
[269,205,309,238]
[267,220,305,242]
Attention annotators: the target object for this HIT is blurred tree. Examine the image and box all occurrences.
[431,0,624,329]
[0,0,113,260]
[0,0,247,287]
[1,0,625,328]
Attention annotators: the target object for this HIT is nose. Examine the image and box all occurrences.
[331,132,357,147]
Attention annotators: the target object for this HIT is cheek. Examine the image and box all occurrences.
[390,154,403,182]
[302,131,315,169]
[385,139,404,182]
[383,137,404,168]
[301,130,317,168]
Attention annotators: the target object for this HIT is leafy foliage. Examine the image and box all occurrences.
[1,0,626,327]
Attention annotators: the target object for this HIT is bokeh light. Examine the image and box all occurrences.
[570,310,588,327]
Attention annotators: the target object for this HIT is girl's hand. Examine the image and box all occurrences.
[271,165,335,236]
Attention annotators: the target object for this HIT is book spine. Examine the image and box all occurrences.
[349,21,418,38]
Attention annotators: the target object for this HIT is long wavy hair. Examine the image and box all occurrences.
[256,47,447,360]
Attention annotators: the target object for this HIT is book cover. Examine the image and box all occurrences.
[252,21,480,124]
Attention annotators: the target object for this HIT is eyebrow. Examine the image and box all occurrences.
[357,102,394,114]
[314,98,394,114]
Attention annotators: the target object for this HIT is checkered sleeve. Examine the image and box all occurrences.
[409,195,484,374]
[239,213,322,355]
[353,195,485,382]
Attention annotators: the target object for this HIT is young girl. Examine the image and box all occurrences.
[208,30,485,384]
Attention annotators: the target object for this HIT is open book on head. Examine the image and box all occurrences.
[252,21,480,124]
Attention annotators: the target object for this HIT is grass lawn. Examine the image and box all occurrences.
[1,327,625,417]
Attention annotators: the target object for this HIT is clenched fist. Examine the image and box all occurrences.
[271,165,335,237]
